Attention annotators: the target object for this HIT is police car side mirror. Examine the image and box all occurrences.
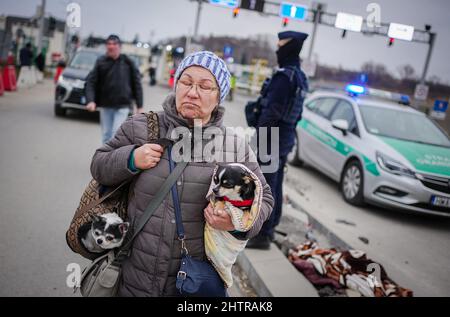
[332,119,349,136]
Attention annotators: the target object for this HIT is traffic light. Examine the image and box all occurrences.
[48,17,56,32]
[233,8,240,18]
[70,34,79,45]
[282,18,289,27]
[388,37,394,47]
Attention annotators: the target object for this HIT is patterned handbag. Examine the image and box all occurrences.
[66,112,159,260]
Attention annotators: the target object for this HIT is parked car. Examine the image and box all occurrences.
[54,48,103,116]
[288,84,450,217]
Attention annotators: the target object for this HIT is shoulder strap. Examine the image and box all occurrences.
[122,54,135,68]
[298,69,309,92]
[168,146,189,256]
[169,146,184,240]
[281,66,296,82]
[145,111,160,141]
[78,180,130,218]
[117,155,188,259]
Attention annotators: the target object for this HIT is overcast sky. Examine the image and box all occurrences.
[2,0,449,84]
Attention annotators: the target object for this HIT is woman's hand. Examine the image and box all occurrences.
[133,143,164,170]
[204,203,235,231]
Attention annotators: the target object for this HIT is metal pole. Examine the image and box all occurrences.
[62,11,70,59]
[193,0,203,41]
[186,0,202,54]
[186,31,192,55]
[37,0,46,53]
[307,3,322,61]
[420,32,436,84]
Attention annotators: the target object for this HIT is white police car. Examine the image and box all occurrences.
[288,84,450,217]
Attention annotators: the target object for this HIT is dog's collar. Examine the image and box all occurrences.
[222,196,254,207]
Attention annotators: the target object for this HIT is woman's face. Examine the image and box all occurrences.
[175,66,220,125]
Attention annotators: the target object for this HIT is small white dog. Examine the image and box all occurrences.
[80,213,129,253]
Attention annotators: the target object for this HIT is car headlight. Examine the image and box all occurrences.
[57,74,65,84]
[376,152,416,178]
[58,75,71,86]
[58,75,76,86]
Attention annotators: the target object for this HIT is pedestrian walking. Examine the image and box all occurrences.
[85,34,144,144]
[19,43,33,67]
[35,51,45,73]
[148,55,157,86]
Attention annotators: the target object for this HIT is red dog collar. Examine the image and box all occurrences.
[222,196,254,207]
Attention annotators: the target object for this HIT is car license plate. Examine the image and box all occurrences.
[431,196,450,208]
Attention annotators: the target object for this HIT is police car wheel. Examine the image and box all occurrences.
[54,103,66,117]
[341,160,365,206]
[288,135,304,167]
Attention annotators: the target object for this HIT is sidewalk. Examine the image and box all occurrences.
[237,244,318,297]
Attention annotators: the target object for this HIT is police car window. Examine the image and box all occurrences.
[307,98,338,119]
[360,106,450,147]
[331,101,356,126]
[305,99,319,111]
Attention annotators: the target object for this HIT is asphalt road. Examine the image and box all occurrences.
[0,79,449,296]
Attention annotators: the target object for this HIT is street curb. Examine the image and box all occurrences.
[284,175,354,251]
[236,245,318,297]
[236,250,272,297]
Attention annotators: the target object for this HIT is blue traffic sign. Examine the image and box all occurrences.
[223,45,234,58]
[279,2,308,20]
[433,100,449,113]
[209,0,239,8]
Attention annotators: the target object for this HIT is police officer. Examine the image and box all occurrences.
[247,31,309,249]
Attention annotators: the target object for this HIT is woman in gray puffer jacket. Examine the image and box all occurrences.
[90,51,274,297]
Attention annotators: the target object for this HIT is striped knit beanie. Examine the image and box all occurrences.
[174,51,231,103]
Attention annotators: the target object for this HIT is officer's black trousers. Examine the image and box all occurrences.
[259,155,288,239]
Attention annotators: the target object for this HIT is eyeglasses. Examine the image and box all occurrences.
[177,79,218,95]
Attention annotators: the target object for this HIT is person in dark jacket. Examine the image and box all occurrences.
[85,34,144,144]
[247,31,309,249]
[19,43,33,67]
[35,51,45,73]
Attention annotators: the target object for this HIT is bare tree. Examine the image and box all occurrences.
[428,75,441,85]
[397,64,416,80]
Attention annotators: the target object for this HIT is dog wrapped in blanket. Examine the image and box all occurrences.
[204,163,263,288]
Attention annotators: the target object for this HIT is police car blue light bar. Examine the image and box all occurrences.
[345,84,365,95]
[367,88,411,105]
[399,95,410,105]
